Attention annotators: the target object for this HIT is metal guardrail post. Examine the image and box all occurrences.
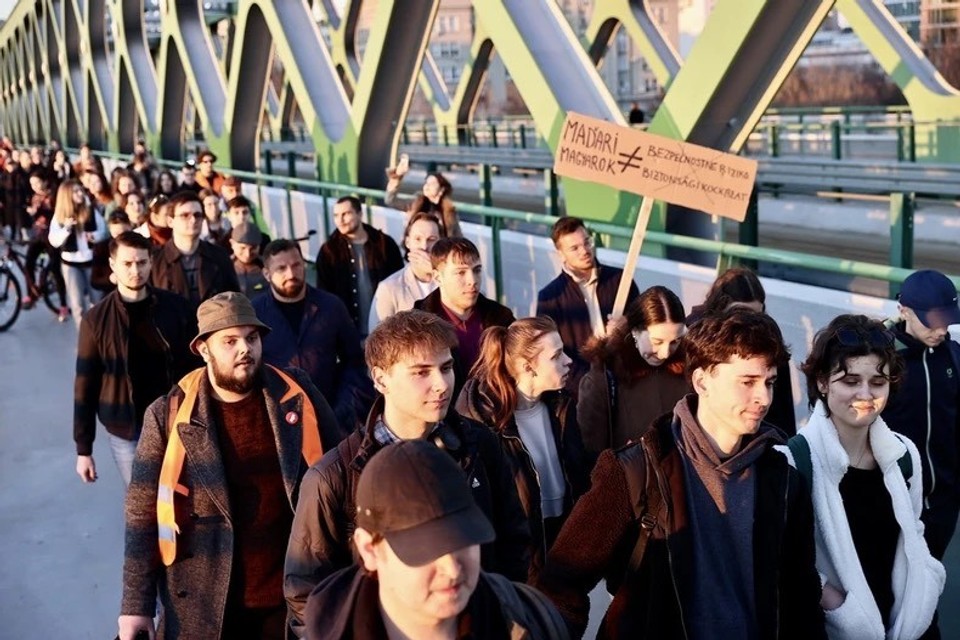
[544,169,559,217]
[287,151,296,178]
[831,121,842,161]
[364,196,375,225]
[889,192,915,297]
[519,124,527,149]
[739,187,760,265]
[402,125,409,146]
[908,124,916,163]
[442,125,449,147]
[770,124,779,158]
[490,216,504,303]
[315,158,330,239]
[896,126,905,162]
[479,163,493,210]
[264,151,273,183]
[490,123,498,149]
[284,182,295,239]
[421,121,429,146]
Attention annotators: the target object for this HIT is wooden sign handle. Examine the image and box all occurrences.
[611,196,653,320]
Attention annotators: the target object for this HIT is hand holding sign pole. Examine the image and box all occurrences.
[553,112,758,319]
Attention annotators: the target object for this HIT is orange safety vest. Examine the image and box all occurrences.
[157,365,323,566]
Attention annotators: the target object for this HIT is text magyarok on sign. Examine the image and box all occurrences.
[553,112,758,221]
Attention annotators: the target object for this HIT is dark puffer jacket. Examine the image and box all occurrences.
[283,397,532,635]
[456,379,590,583]
[577,315,690,455]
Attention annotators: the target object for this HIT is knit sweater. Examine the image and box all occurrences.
[777,402,945,640]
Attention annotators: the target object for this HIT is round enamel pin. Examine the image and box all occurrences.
[285,411,299,425]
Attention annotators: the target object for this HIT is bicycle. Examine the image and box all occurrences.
[3,237,60,315]
[0,236,22,331]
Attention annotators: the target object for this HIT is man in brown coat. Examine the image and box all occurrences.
[117,292,343,640]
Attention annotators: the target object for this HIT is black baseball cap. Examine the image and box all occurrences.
[899,269,960,329]
[355,440,494,566]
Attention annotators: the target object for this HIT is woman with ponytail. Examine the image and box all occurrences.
[578,285,690,456]
[456,316,589,583]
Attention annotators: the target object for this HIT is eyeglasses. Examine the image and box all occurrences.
[833,326,894,348]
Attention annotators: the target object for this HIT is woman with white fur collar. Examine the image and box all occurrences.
[777,314,944,640]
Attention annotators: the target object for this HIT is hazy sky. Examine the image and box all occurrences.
[0,1,16,22]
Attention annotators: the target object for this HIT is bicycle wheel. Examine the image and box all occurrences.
[40,265,60,314]
[0,266,22,331]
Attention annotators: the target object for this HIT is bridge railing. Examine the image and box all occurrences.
[82,148,958,304]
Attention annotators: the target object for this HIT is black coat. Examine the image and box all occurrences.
[536,264,639,398]
[537,409,825,639]
[456,380,590,583]
[149,239,239,306]
[73,287,199,455]
[414,288,516,399]
[284,397,532,633]
[315,224,403,331]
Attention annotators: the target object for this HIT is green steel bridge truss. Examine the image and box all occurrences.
[1,0,959,235]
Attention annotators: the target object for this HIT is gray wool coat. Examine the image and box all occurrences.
[120,365,342,639]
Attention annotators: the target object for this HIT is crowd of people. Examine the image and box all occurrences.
[6,141,956,639]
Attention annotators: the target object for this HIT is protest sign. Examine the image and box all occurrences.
[553,112,758,316]
[554,112,757,221]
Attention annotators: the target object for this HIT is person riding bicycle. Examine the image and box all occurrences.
[22,170,68,319]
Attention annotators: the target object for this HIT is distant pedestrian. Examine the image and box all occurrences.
[368,211,444,332]
[230,221,268,299]
[195,148,225,195]
[316,195,403,337]
[47,180,107,327]
[302,439,569,640]
[385,156,463,237]
[149,191,239,307]
[537,216,639,397]
[414,237,515,399]
[628,101,645,125]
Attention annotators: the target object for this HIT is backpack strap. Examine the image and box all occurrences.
[604,365,617,450]
[616,443,662,574]
[786,435,814,495]
[892,434,913,484]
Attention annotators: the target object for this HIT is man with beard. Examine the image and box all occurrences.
[117,292,343,640]
[253,239,373,433]
[316,195,403,337]
[74,231,197,486]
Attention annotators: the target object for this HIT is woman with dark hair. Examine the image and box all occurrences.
[778,314,943,639]
[385,158,462,237]
[689,267,798,435]
[153,169,178,198]
[456,316,589,582]
[578,285,689,455]
[81,170,113,209]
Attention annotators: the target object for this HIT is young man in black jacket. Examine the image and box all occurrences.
[316,196,403,337]
[73,231,198,486]
[537,216,638,398]
[883,269,960,561]
[537,310,825,639]
[284,310,531,637]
